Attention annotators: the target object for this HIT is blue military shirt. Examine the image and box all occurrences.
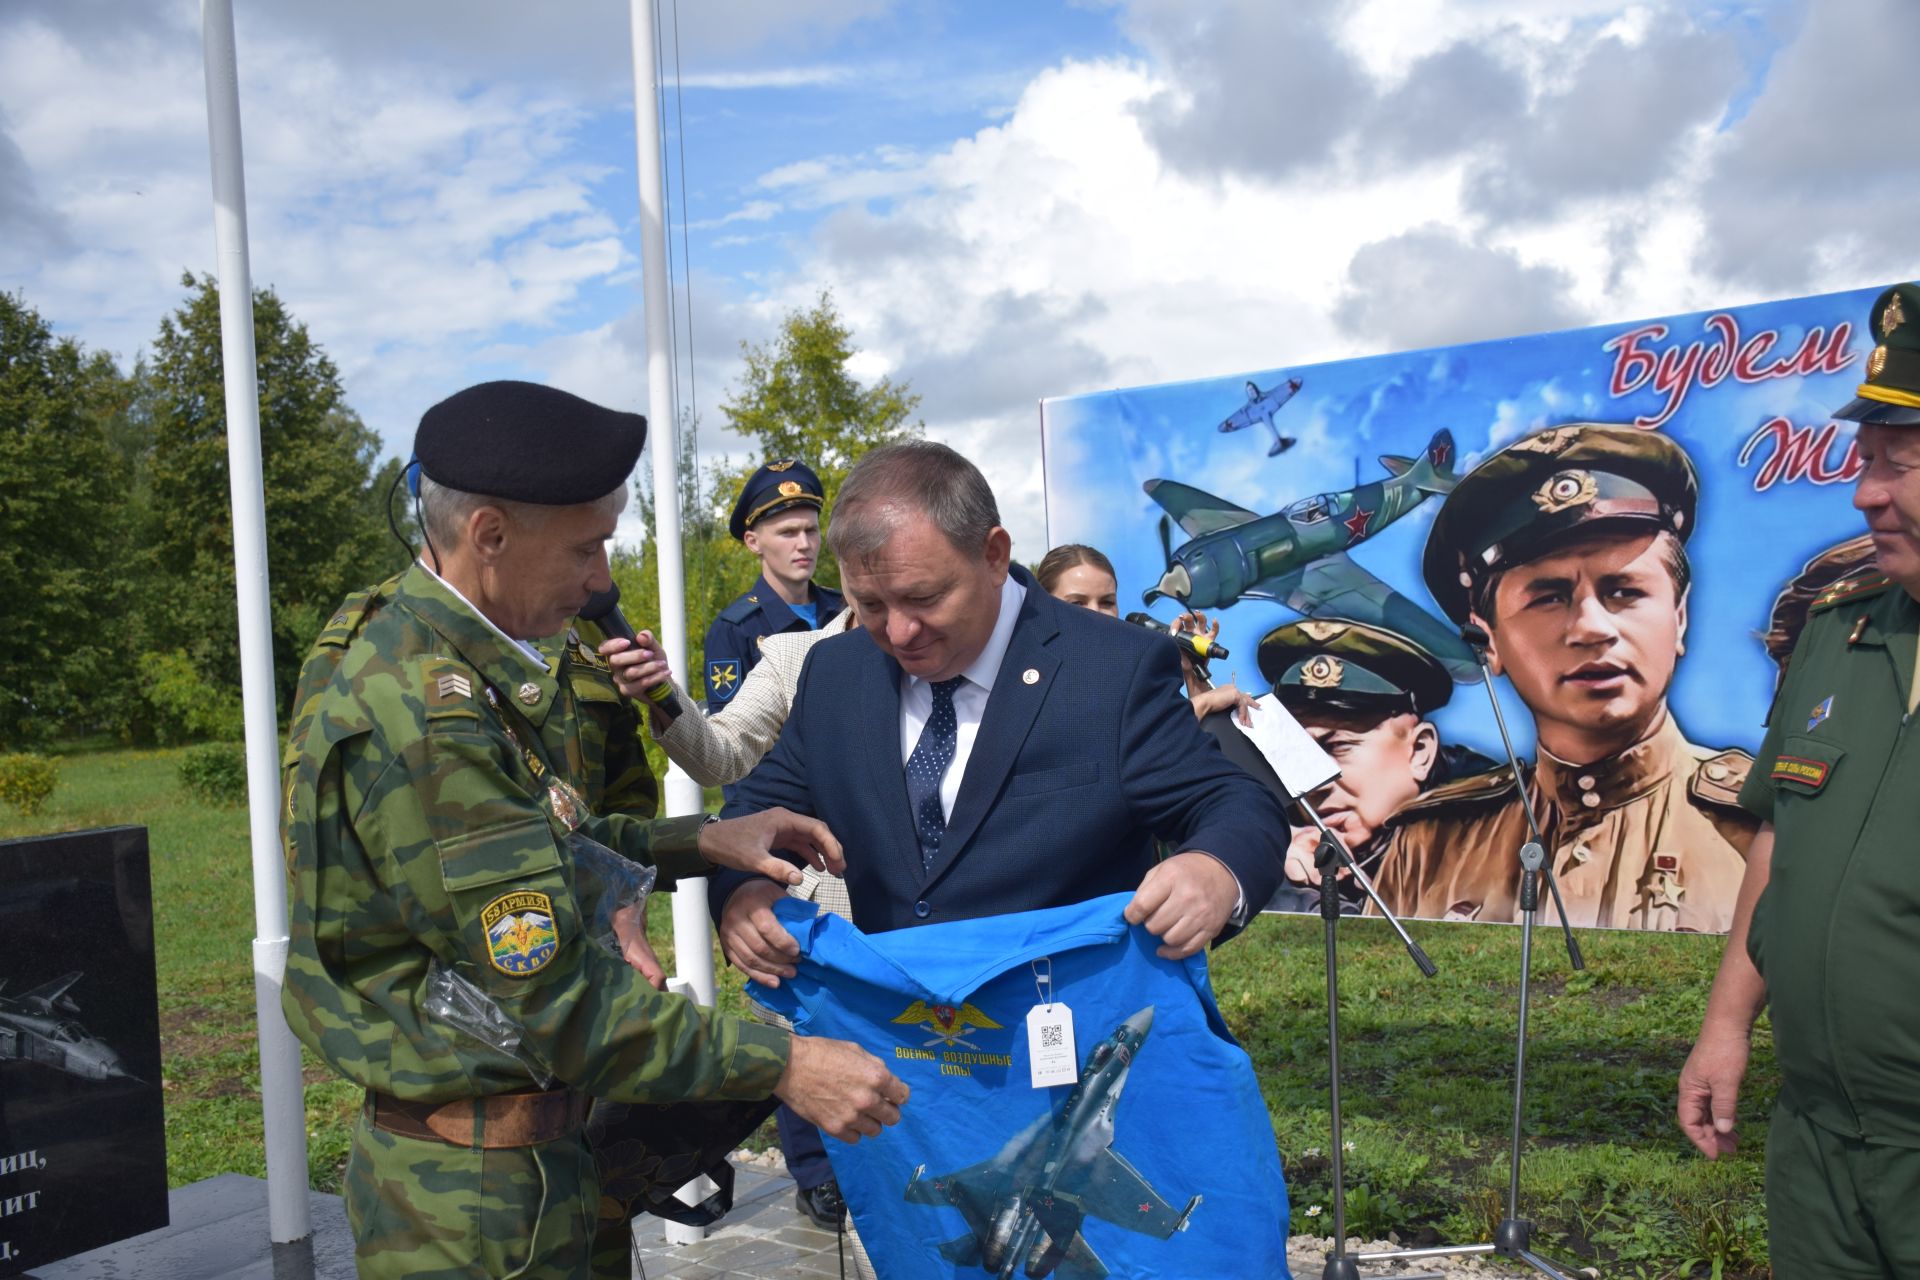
[752,894,1292,1278]
[702,573,844,711]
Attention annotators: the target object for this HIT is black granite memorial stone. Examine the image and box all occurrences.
[0,826,167,1276]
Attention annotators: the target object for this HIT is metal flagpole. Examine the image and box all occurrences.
[198,0,311,1243]
[630,0,720,1247]
[628,0,714,1010]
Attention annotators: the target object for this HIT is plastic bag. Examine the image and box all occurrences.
[421,960,556,1087]
[567,829,658,960]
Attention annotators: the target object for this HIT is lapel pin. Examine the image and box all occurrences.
[517,682,542,706]
[1849,614,1869,646]
[1021,667,1040,685]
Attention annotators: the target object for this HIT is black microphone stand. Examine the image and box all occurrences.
[1291,794,1441,1280]
[1354,625,1584,1279]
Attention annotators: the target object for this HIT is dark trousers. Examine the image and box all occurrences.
[777,1103,832,1189]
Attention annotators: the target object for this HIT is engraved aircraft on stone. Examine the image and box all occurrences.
[0,971,135,1083]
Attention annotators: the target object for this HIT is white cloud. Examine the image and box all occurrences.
[677,66,853,90]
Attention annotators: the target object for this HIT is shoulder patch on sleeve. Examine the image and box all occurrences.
[1690,748,1753,809]
[706,658,742,704]
[1810,572,1893,615]
[482,890,560,976]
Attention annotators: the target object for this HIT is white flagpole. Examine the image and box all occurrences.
[628,3,716,1003]
[199,0,311,1243]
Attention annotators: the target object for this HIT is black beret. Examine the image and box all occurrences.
[414,380,646,505]
[729,459,826,541]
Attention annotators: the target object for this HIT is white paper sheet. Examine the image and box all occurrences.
[1239,693,1340,796]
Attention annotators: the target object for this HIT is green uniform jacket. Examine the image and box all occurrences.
[280,563,788,1106]
[1742,574,1920,1145]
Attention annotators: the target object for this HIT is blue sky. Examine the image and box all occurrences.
[2,0,1915,556]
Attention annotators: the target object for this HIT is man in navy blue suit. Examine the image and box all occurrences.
[709,440,1287,985]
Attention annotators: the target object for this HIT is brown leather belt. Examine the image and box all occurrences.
[366,1087,590,1149]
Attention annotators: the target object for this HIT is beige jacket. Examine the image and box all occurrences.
[656,606,855,787]
[1370,714,1757,932]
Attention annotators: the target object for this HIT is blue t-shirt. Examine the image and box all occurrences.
[752,894,1292,1278]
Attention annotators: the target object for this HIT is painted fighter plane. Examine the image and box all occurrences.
[1141,428,1479,680]
[905,1007,1197,1280]
[1219,376,1302,457]
[0,972,134,1083]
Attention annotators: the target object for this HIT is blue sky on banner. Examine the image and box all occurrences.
[1043,284,1877,756]
[1,1,1916,551]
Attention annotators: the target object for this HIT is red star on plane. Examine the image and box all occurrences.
[1342,506,1373,538]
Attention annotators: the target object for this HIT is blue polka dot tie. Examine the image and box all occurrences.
[905,676,966,870]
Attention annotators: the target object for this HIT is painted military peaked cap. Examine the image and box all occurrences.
[1833,283,1920,427]
[414,380,646,504]
[1257,617,1455,717]
[1421,423,1699,624]
[729,458,826,541]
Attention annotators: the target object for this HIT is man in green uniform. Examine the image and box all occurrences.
[1257,617,1492,912]
[280,380,906,1279]
[1371,424,1758,931]
[1679,283,1920,1276]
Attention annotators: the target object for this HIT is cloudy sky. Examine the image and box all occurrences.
[2,0,1914,554]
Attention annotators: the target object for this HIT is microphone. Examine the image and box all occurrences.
[580,586,682,717]
[1125,612,1230,670]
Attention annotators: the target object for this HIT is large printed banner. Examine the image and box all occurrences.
[1041,285,1884,935]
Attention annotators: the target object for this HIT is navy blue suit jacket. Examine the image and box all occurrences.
[709,567,1287,935]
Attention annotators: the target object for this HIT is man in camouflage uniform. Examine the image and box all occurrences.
[1680,283,1920,1275]
[1371,424,1757,932]
[280,381,906,1278]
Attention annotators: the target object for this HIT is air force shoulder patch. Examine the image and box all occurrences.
[707,659,740,705]
[483,890,560,976]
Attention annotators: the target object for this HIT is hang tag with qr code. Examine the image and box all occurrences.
[1025,958,1077,1088]
[1026,1003,1077,1088]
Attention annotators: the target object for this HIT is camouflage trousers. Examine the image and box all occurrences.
[344,1113,597,1279]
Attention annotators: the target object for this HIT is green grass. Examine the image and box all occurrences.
[1,749,1772,1276]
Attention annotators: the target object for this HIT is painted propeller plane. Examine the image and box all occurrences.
[1140,428,1480,681]
[1218,376,1302,457]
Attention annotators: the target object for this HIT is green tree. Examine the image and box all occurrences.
[144,273,406,728]
[0,292,135,747]
[716,289,922,588]
[613,293,921,725]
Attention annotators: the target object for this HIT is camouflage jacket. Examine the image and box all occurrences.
[279,563,788,1104]
[539,618,660,821]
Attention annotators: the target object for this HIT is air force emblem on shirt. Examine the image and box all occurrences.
[1808,695,1834,731]
[707,659,740,704]
[483,891,559,976]
[893,1000,1003,1049]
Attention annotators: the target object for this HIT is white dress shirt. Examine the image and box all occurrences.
[898,574,1026,821]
